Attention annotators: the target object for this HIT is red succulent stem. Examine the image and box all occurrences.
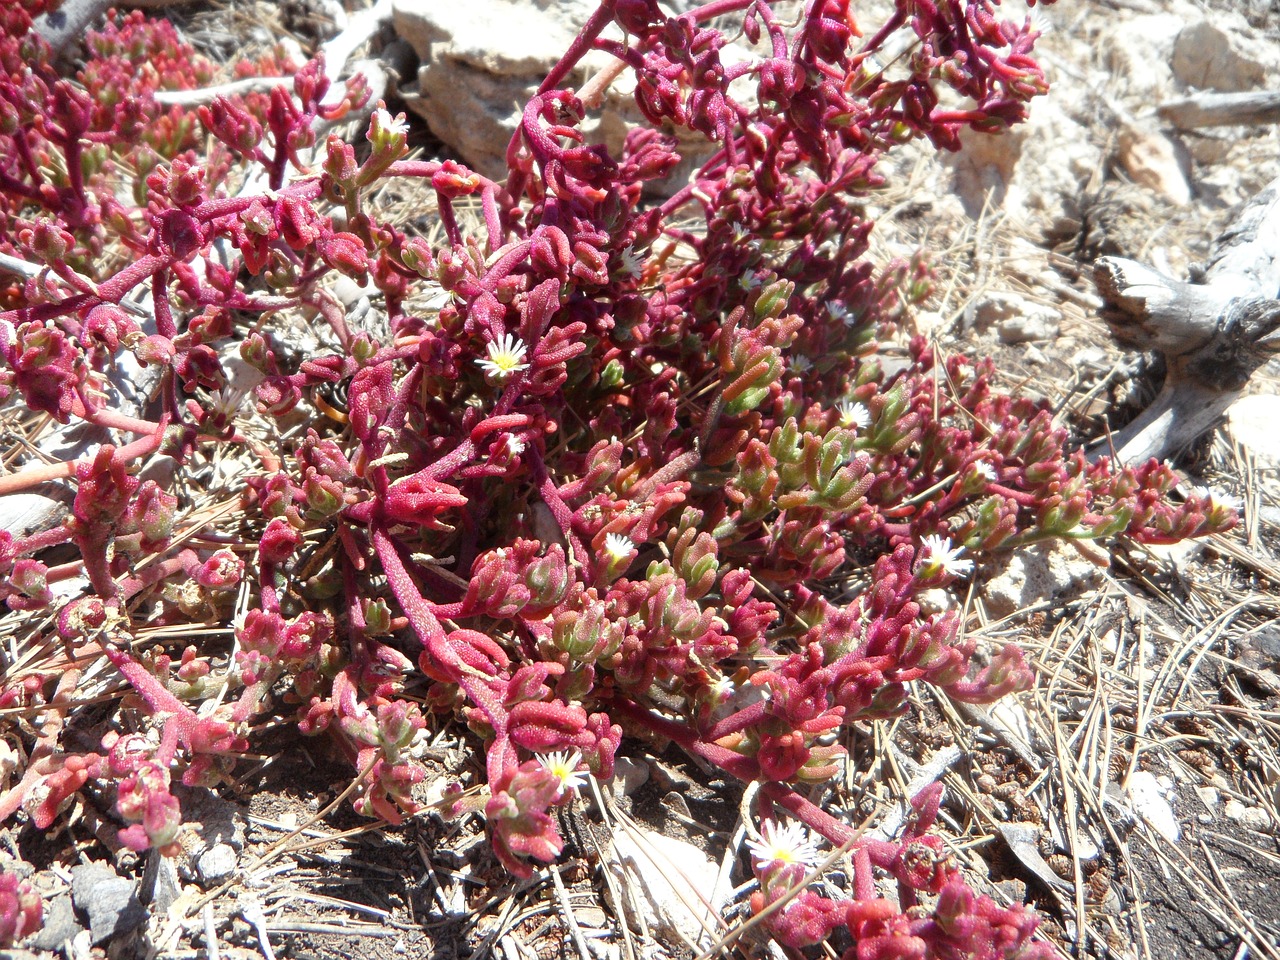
[610,694,900,865]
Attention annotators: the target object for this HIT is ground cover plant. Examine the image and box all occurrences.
[0,0,1242,957]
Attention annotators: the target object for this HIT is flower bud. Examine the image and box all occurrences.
[318,231,369,278]
[260,517,302,564]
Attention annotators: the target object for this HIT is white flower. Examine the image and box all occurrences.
[791,355,813,374]
[729,222,762,251]
[1027,7,1053,36]
[502,434,526,457]
[973,460,997,481]
[746,819,820,869]
[741,269,764,291]
[1190,485,1243,512]
[837,400,871,430]
[708,675,735,701]
[537,750,587,798]
[617,245,644,279]
[919,534,973,577]
[476,333,530,380]
[210,386,247,419]
[827,301,855,328]
[603,532,635,560]
[373,108,409,140]
[375,107,410,138]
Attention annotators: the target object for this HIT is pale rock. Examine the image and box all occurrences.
[611,755,650,796]
[947,98,1100,220]
[607,827,719,945]
[173,786,246,888]
[393,0,600,176]
[1023,344,1049,365]
[1073,832,1100,862]
[1171,19,1277,94]
[1142,537,1203,567]
[194,844,238,885]
[0,739,14,792]
[915,587,956,616]
[1227,394,1280,467]
[1098,14,1184,103]
[989,700,1034,751]
[998,308,1058,343]
[1237,623,1280,671]
[30,894,82,952]
[1069,345,1109,370]
[983,541,1104,618]
[966,291,1060,343]
[1124,771,1180,844]
[912,310,949,338]
[140,849,182,915]
[1223,798,1273,832]
[392,0,720,182]
[1117,122,1192,207]
[1194,785,1220,813]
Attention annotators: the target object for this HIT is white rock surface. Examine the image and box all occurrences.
[1117,122,1192,207]
[1227,394,1280,467]
[1171,19,1278,93]
[966,291,1061,343]
[1098,14,1184,103]
[983,541,1104,618]
[393,0,715,181]
[607,826,719,945]
[948,99,1101,220]
[1124,771,1180,844]
[1223,798,1273,832]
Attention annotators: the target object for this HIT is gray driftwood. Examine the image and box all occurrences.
[1093,177,1280,464]
[1157,90,1280,130]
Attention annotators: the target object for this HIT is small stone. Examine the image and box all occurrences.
[1069,345,1109,370]
[173,786,246,888]
[983,541,1104,618]
[611,755,649,797]
[140,849,182,914]
[393,0,716,183]
[967,291,1060,343]
[31,894,83,952]
[194,843,238,886]
[1124,771,1180,844]
[1117,122,1191,207]
[574,905,609,929]
[912,310,948,337]
[1237,624,1280,671]
[997,312,1059,344]
[1073,833,1100,862]
[915,587,955,616]
[1143,538,1203,566]
[1195,786,1220,813]
[1224,798,1272,831]
[71,862,147,946]
[1099,14,1183,102]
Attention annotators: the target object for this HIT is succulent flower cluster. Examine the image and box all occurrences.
[0,0,1234,957]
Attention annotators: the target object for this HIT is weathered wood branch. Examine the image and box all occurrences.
[1093,177,1280,464]
[1157,90,1280,130]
